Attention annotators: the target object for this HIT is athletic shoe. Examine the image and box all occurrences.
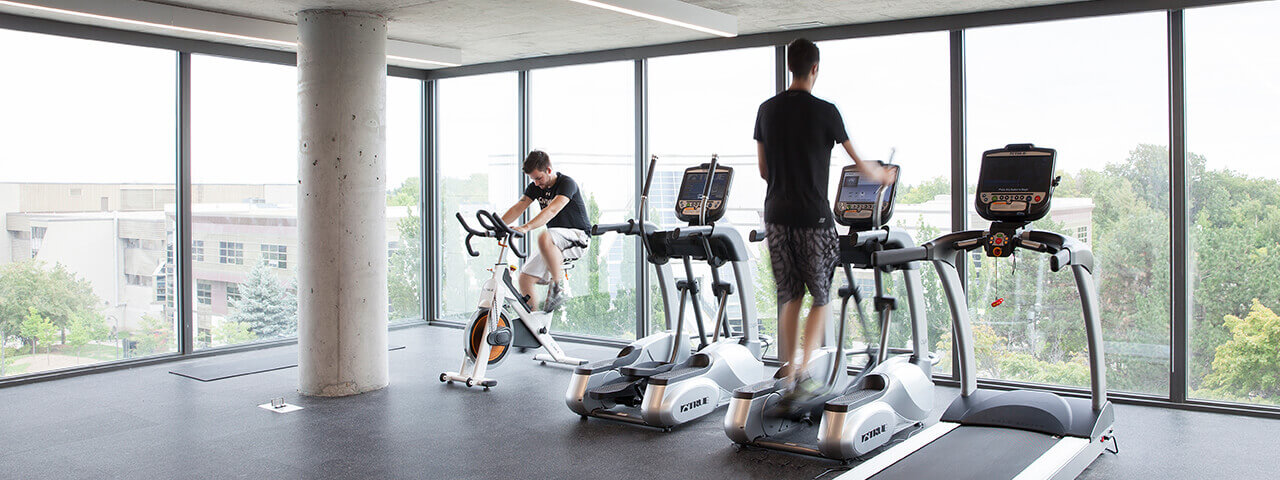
[544,281,568,312]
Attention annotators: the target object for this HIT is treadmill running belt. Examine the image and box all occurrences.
[870,426,1060,480]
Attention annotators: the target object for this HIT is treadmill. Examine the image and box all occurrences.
[840,144,1116,480]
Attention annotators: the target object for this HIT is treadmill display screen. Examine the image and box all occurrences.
[679,170,731,201]
[981,156,1053,192]
[838,173,895,203]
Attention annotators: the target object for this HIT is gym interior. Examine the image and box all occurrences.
[1,1,1278,479]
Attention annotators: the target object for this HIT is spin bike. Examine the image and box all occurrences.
[439,210,587,390]
[725,161,936,460]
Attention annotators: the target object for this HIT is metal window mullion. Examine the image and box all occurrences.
[634,58,649,339]
[774,44,787,93]
[422,79,437,323]
[177,51,194,354]
[517,71,531,255]
[949,29,967,383]
[1169,9,1190,404]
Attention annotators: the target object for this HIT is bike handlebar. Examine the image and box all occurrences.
[455,209,527,259]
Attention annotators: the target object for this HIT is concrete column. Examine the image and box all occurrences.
[296,9,389,397]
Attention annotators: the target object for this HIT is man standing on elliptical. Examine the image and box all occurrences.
[500,150,592,312]
[755,39,895,404]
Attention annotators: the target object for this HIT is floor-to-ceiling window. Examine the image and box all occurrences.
[191,55,298,349]
[437,73,519,322]
[0,30,177,377]
[965,13,1171,395]
[648,47,774,352]
[387,77,424,324]
[529,62,637,340]
[1187,0,1280,407]
[814,32,952,372]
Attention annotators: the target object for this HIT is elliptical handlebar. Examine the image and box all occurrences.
[592,220,640,236]
[872,246,928,267]
[749,229,766,243]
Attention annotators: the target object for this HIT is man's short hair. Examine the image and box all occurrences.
[787,38,820,78]
[523,150,551,173]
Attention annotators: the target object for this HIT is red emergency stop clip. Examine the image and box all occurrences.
[991,298,1004,307]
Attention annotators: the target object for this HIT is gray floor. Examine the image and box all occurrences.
[0,324,1275,480]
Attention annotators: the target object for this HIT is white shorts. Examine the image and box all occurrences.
[518,227,590,284]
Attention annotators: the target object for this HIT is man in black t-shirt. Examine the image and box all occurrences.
[755,38,895,404]
[500,150,591,312]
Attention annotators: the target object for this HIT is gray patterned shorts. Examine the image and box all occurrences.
[766,223,839,307]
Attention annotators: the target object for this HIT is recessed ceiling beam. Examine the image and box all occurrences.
[567,0,737,37]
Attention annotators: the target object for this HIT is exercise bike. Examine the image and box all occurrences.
[439,210,587,390]
[725,161,936,460]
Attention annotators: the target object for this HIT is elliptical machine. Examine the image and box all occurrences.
[439,210,587,390]
[567,155,768,430]
[725,161,936,460]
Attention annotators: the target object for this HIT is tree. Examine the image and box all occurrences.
[389,210,423,320]
[65,313,109,362]
[0,260,101,345]
[1198,300,1280,404]
[895,176,950,205]
[130,314,175,357]
[212,321,257,347]
[387,177,420,207]
[19,308,58,363]
[228,262,297,339]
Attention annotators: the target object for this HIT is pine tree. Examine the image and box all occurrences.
[229,262,297,339]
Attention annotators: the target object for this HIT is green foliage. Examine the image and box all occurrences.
[65,313,110,360]
[129,314,175,357]
[228,262,297,340]
[387,177,420,207]
[0,260,101,340]
[20,308,58,357]
[389,210,423,320]
[895,176,949,205]
[212,321,258,347]
[1198,300,1280,404]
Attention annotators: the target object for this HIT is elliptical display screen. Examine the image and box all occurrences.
[675,165,734,225]
[833,162,898,228]
[975,145,1057,222]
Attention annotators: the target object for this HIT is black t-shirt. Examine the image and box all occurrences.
[524,173,591,233]
[753,90,849,228]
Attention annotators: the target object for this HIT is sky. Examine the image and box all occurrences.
[0,2,1277,191]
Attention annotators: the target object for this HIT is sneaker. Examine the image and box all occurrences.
[767,376,822,420]
[543,281,568,312]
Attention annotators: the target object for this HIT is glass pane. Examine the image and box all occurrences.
[438,73,518,321]
[649,47,774,351]
[814,32,952,373]
[1187,0,1280,406]
[0,30,177,377]
[965,13,1170,395]
[191,55,298,349]
[530,62,636,340]
[387,77,423,324]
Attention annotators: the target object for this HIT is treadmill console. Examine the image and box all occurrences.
[833,161,899,229]
[675,163,733,225]
[975,144,1057,223]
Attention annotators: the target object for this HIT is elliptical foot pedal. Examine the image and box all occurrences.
[588,379,643,401]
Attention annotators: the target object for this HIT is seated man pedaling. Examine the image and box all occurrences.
[499,150,592,312]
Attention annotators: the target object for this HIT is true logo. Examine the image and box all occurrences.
[679,397,709,413]
[860,424,887,443]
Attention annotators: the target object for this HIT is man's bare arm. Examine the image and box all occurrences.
[519,195,570,231]
[501,197,534,224]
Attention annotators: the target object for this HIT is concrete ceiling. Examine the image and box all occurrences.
[136,0,1085,66]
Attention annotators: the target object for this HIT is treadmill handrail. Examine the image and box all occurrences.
[900,228,1107,410]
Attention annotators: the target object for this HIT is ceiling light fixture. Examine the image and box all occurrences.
[568,0,737,38]
[0,0,462,68]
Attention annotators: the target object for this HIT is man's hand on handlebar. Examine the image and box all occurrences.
[511,224,531,234]
[860,162,898,185]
